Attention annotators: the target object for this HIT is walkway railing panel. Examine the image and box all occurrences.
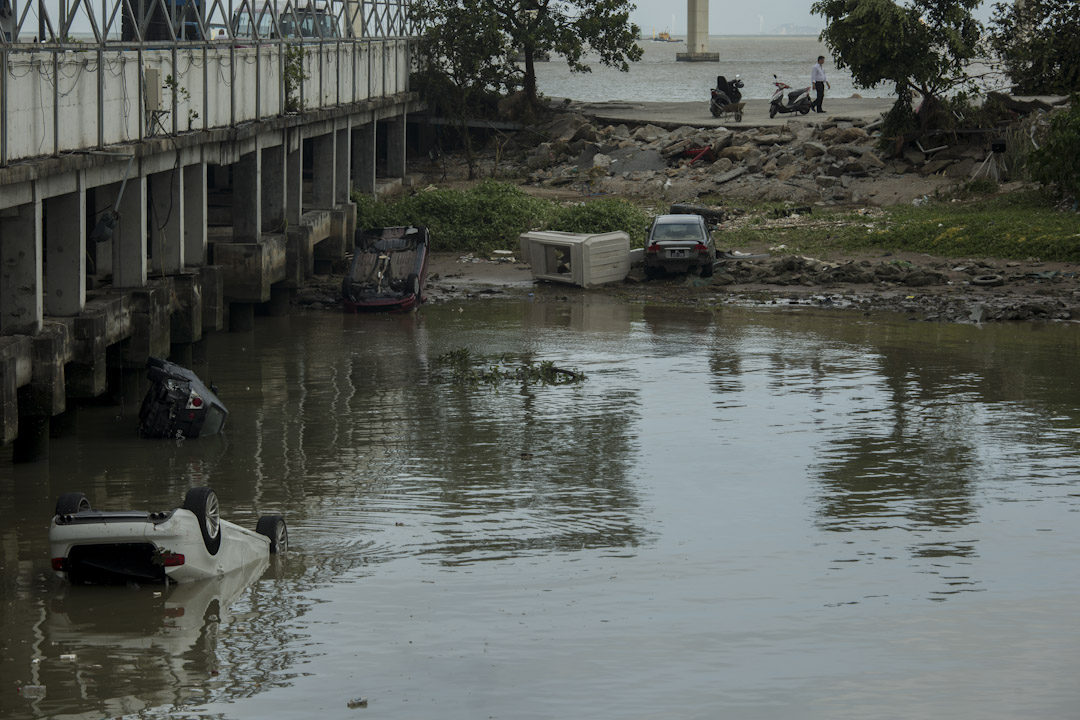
[0,0,415,166]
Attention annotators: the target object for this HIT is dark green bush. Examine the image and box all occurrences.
[546,198,652,245]
[1029,98,1080,201]
[352,180,552,252]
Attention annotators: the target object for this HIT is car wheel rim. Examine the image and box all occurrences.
[277,522,288,553]
[206,493,220,539]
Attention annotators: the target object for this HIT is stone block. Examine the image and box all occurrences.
[214,236,287,303]
[0,336,32,445]
[65,310,108,397]
[26,323,71,416]
[123,283,172,367]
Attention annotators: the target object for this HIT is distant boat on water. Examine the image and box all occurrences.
[650,29,680,42]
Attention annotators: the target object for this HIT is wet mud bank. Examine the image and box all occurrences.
[295,251,1080,325]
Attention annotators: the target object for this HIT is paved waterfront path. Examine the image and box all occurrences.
[558,97,896,129]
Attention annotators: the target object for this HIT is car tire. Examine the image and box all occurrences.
[256,515,289,554]
[700,262,715,278]
[55,492,91,516]
[183,487,221,555]
[971,274,1004,287]
[406,273,420,297]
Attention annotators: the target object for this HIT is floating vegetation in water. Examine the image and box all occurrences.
[433,348,585,387]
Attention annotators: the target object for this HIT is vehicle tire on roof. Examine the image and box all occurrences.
[55,492,91,516]
[406,272,420,297]
[256,515,289,554]
[184,487,221,555]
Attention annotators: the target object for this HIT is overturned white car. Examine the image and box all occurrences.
[49,487,287,585]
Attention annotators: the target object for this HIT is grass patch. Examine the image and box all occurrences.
[354,182,653,252]
[721,190,1080,261]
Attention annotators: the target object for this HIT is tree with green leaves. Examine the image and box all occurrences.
[411,0,513,178]
[989,0,1080,95]
[413,0,643,112]
[811,0,983,128]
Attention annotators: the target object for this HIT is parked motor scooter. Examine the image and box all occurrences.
[710,75,744,109]
[768,75,811,118]
[710,75,745,121]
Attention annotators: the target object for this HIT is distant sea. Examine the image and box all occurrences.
[535,35,996,103]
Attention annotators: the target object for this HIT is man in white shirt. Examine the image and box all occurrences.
[811,55,830,113]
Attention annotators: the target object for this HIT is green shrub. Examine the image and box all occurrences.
[546,198,652,245]
[352,180,552,252]
[1029,98,1080,200]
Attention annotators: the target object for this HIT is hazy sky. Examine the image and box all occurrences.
[628,0,998,37]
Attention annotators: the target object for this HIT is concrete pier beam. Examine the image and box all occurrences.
[262,144,287,233]
[0,197,43,335]
[233,151,262,242]
[65,309,108,397]
[352,121,376,196]
[123,283,172,367]
[286,130,304,227]
[113,176,148,289]
[184,163,208,266]
[0,336,33,444]
[200,266,224,331]
[170,273,203,345]
[386,114,406,179]
[312,132,336,207]
[45,188,87,317]
[149,168,185,276]
[678,0,719,61]
[335,126,351,203]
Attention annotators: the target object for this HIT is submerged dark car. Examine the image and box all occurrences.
[137,358,227,438]
[342,226,430,312]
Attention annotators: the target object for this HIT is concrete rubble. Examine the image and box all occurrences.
[516,111,1008,205]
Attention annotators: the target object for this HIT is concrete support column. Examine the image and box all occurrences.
[183,163,207,266]
[149,168,185,275]
[386,113,406,179]
[0,198,44,335]
[335,126,351,203]
[262,144,287,232]
[286,131,303,226]
[311,132,336,207]
[233,150,262,242]
[352,122,376,196]
[113,176,148,289]
[44,188,87,317]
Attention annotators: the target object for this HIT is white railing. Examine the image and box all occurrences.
[0,0,416,164]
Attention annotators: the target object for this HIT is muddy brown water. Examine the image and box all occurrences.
[2,298,1080,719]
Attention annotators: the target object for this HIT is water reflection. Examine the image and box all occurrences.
[4,556,302,720]
[3,301,1080,717]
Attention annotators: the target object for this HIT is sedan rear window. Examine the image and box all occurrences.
[653,224,704,241]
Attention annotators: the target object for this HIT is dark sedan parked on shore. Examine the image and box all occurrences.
[644,214,716,278]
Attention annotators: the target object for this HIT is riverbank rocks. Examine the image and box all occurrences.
[514,99,1060,205]
[717,255,950,288]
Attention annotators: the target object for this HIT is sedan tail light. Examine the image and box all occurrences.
[694,243,709,253]
[162,553,186,567]
[51,558,66,572]
[646,244,660,254]
[186,391,204,410]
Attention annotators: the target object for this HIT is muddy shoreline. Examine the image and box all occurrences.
[299,250,1080,325]
[318,97,1079,324]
